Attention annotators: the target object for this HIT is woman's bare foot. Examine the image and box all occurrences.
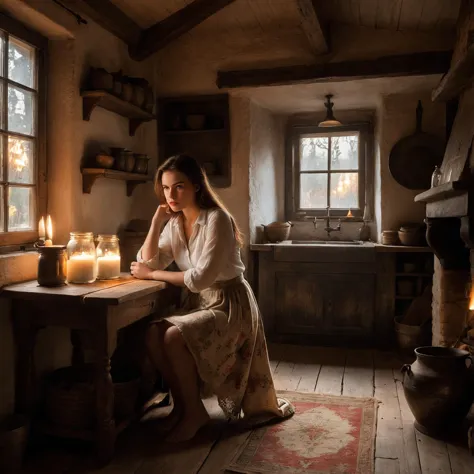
[165,404,210,442]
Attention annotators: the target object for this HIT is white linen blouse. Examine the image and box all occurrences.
[137,207,245,293]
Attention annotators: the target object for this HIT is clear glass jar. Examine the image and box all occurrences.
[96,234,121,280]
[66,232,97,284]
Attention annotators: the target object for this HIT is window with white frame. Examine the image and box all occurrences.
[0,18,45,247]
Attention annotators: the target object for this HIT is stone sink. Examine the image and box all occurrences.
[291,240,364,246]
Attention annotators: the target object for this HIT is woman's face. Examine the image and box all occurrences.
[161,170,197,212]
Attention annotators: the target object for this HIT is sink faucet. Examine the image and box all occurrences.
[305,207,342,238]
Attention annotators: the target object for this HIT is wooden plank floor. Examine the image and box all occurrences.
[23,344,474,474]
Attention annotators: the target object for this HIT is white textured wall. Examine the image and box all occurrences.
[378,92,446,233]
[248,103,285,244]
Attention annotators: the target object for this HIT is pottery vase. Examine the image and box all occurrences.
[401,346,474,436]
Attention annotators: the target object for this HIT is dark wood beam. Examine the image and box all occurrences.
[59,0,142,45]
[432,0,474,101]
[129,0,236,61]
[217,51,452,89]
[296,0,329,55]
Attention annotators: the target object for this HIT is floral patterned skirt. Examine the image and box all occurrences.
[153,274,295,424]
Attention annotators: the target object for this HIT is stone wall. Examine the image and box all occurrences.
[431,257,470,346]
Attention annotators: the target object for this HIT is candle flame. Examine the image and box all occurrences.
[347,209,353,218]
[469,288,474,311]
[46,215,53,242]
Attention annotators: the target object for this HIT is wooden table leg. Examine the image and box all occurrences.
[12,310,39,415]
[94,324,117,466]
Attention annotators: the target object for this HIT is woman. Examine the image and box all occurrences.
[131,154,294,442]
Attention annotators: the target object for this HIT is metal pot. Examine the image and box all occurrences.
[261,221,293,243]
[401,346,474,436]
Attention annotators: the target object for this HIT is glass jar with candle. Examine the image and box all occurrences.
[66,232,97,284]
[96,234,121,280]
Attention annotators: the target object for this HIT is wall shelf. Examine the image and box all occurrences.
[82,168,152,196]
[81,90,156,136]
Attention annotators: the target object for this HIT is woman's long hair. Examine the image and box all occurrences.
[155,154,244,247]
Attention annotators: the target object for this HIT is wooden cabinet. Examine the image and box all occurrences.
[275,272,375,338]
[257,247,377,346]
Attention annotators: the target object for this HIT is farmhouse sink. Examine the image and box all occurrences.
[290,240,364,245]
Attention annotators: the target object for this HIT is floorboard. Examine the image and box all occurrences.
[22,344,474,474]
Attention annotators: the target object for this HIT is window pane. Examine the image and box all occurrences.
[300,136,328,171]
[0,33,4,77]
[8,136,34,184]
[300,173,327,209]
[331,135,359,170]
[8,186,34,231]
[330,173,358,209]
[8,85,35,135]
[8,36,35,88]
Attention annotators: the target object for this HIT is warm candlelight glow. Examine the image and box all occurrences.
[97,255,121,280]
[46,215,53,242]
[469,287,474,311]
[38,216,45,239]
[67,253,97,283]
[347,209,353,218]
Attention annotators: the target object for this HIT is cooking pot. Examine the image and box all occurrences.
[261,221,293,243]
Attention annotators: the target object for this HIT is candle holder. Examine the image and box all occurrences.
[96,234,121,280]
[66,232,97,284]
[37,245,67,287]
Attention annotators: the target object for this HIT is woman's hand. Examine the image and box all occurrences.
[130,261,154,280]
[153,204,173,225]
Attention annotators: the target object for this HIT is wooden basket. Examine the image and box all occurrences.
[45,365,141,429]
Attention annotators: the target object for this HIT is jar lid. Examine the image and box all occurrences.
[265,221,292,228]
[97,234,119,241]
[70,231,94,238]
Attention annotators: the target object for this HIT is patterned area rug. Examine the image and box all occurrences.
[227,391,378,474]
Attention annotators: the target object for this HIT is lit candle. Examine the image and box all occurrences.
[67,253,97,283]
[347,209,353,218]
[97,255,121,280]
[38,216,45,241]
[45,215,53,246]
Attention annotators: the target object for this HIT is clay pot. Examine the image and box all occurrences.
[133,154,149,174]
[89,67,113,91]
[121,83,133,103]
[95,153,114,169]
[401,346,474,436]
[261,221,293,243]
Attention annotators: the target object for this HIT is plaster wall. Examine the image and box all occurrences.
[378,92,446,235]
[1,10,157,418]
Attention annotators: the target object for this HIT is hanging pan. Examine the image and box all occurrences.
[389,100,444,190]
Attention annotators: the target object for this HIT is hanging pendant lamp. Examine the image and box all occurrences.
[318,94,342,127]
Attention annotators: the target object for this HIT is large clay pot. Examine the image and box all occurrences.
[401,346,474,436]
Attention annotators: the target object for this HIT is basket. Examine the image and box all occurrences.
[45,365,141,429]
[0,415,29,474]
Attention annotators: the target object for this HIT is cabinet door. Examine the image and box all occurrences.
[324,274,375,336]
[275,272,326,334]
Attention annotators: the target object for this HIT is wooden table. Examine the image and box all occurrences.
[1,273,178,465]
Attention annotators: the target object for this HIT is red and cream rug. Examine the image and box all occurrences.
[227,391,377,474]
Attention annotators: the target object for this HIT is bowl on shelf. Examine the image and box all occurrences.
[95,153,114,169]
[186,114,206,130]
[382,230,399,245]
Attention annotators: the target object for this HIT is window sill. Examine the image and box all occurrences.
[0,251,38,288]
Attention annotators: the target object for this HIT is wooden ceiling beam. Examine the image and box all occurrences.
[129,0,236,61]
[217,51,452,89]
[59,0,142,45]
[296,0,329,55]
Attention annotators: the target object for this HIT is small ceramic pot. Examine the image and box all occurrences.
[125,153,135,173]
[95,153,114,169]
[133,154,149,174]
[121,83,133,102]
[89,67,113,91]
